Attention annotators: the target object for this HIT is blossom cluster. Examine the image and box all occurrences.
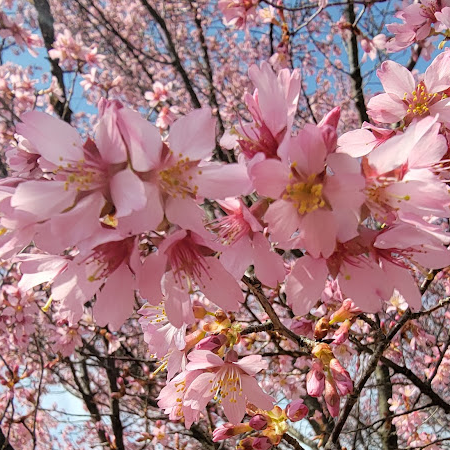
[2,53,450,440]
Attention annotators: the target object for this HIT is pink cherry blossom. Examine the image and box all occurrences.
[367,52,450,126]
[251,124,365,257]
[184,349,274,424]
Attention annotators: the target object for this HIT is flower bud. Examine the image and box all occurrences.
[285,399,309,422]
[193,304,207,319]
[196,333,228,352]
[331,319,351,345]
[312,343,334,365]
[249,414,268,430]
[213,423,252,442]
[238,437,255,450]
[329,358,353,396]
[324,377,340,418]
[329,299,362,324]
[306,361,325,397]
[314,318,329,340]
[252,436,273,450]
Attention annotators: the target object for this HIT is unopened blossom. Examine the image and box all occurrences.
[367,52,450,126]
[306,361,325,397]
[249,414,269,430]
[184,350,274,424]
[212,423,252,441]
[285,399,308,421]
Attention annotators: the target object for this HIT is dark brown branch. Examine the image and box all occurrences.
[344,0,369,124]
[140,0,201,109]
[380,356,450,414]
[104,355,125,450]
[68,360,110,447]
[34,0,72,122]
[187,0,224,134]
[283,433,307,450]
[242,276,315,352]
[241,321,274,335]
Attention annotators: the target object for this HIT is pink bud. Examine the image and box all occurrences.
[285,399,309,422]
[196,334,228,352]
[213,423,250,441]
[324,378,340,418]
[329,299,362,324]
[249,414,268,430]
[329,358,353,396]
[306,362,325,397]
[331,319,351,345]
[252,436,273,450]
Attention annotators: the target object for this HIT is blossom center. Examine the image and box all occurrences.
[209,212,250,245]
[159,156,198,199]
[404,83,437,116]
[283,173,325,214]
[85,237,135,281]
[57,159,104,192]
[210,366,243,404]
[166,237,210,288]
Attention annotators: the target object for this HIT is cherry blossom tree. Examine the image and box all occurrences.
[1,0,450,449]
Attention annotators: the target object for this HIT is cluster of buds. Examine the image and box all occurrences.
[213,401,309,449]
[198,309,242,356]
[307,344,353,417]
[312,299,362,344]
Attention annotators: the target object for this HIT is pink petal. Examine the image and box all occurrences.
[94,265,136,330]
[265,200,300,246]
[110,168,146,218]
[186,350,224,370]
[139,252,166,303]
[168,108,216,160]
[184,372,215,411]
[117,107,163,171]
[301,209,337,259]
[248,62,288,137]
[193,163,252,199]
[286,256,328,316]
[199,257,242,311]
[250,159,290,198]
[117,182,164,235]
[11,180,76,219]
[221,386,247,424]
[163,272,195,327]
[337,128,378,157]
[382,261,421,310]
[236,355,268,376]
[16,111,84,165]
[367,93,407,123]
[95,102,128,165]
[377,60,415,97]
[240,375,274,411]
[424,51,450,92]
[252,233,286,287]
